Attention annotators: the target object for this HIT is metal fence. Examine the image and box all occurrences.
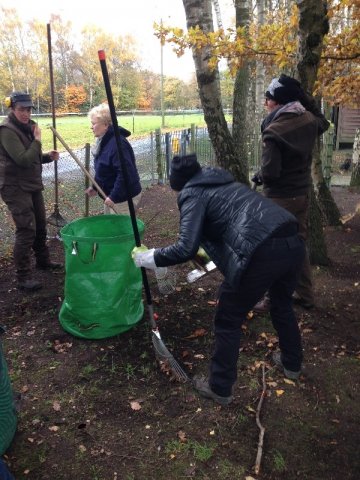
[0,124,351,257]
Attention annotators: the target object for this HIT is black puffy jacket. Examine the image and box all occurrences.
[154,167,297,288]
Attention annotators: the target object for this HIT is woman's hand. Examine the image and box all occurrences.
[104,197,114,208]
[85,187,97,197]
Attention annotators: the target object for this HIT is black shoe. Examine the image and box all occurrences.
[17,278,43,291]
[252,297,271,314]
[193,376,233,406]
[36,261,63,271]
[272,352,301,380]
[292,296,314,310]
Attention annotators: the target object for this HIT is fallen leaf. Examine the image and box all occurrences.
[276,389,285,396]
[267,381,278,387]
[178,430,187,442]
[52,401,61,411]
[284,378,296,386]
[246,405,256,413]
[302,328,313,334]
[130,401,142,411]
[185,328,207,339]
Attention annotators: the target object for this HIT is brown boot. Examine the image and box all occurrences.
[17,278,43,291]
[36,260,63,270]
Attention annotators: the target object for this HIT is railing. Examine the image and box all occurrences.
[0,123,344,256]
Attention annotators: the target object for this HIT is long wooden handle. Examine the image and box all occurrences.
[49,126,119,214]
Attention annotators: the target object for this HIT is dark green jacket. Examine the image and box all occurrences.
[0,116,51,192]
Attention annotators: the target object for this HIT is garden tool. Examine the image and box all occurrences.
[46,23,67,228]
[186,247,217,283]
[49,128,123,216]
[98,49,189,383]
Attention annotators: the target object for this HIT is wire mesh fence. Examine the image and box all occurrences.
[0,125,351,257]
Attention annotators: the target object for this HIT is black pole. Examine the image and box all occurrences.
[98,50,153,305]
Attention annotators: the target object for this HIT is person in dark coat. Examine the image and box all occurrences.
[0,91,62,291]
[252,74,330,312]
[133,154,305,405]
[86,103,141,214]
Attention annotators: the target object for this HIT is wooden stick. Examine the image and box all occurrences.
[49,126,119,214]
[254,363,266,475]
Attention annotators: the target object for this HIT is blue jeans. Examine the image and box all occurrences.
[209,233,305,397]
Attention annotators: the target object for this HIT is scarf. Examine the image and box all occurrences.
[8,112,35,141]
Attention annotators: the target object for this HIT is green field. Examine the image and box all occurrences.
[33,113,209,152]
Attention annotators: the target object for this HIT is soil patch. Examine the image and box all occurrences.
[1,184,359,480]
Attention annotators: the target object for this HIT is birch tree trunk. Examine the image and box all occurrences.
[255,0,266,129]
[232,0,251,181]
[350,128,360,187]
[296,0,337,265]
[182,0,248,184]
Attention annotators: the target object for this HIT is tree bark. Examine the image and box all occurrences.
[182,0,248,184]
[296,0,334,264]
[232,0,251,182]
[350,128,360,188]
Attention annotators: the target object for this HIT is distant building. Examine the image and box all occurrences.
[332,106,360,149]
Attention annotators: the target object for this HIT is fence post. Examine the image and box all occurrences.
[150,131,154,184]
[155,128,163,184]
[321,125,334,187]
[84,143,90,217]
[190,124,196,153]
[165,132,171,181]
[180,130,187,156]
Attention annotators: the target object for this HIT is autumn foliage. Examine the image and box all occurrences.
[155,0,360,106]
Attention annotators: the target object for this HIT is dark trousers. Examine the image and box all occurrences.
[209,234,305,397]
[267,194,313,304]
[0,186,49,279]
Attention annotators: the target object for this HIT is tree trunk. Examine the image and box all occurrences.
[296,0,333,264]
[350,128,360,188]
[308,184,329,265]
[232,0,251,181]
[182,0,248,184]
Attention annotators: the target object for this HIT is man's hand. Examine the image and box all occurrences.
[48,150,59,161]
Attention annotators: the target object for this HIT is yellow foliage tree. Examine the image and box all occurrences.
[155,0,359,107]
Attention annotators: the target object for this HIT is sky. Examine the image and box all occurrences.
[0,0,198,81]
[1,0,235,81]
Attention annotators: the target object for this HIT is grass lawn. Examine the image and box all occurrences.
[34,113,210,151]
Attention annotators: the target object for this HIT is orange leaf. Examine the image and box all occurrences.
[185,328,207,339]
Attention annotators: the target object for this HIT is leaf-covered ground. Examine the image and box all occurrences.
[1,184,359,480]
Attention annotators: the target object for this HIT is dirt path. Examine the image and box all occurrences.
[1,184,359,480]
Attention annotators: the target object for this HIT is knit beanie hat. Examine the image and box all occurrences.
[265,74,303,104]
[169,154,201,191]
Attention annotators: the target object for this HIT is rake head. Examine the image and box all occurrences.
[151,330,189,383]
[47,210,67,227]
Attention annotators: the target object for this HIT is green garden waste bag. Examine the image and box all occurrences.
[59,215,144,339]
[0,326,17,455]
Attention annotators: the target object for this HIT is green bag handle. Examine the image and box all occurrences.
[71,241,98,264]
